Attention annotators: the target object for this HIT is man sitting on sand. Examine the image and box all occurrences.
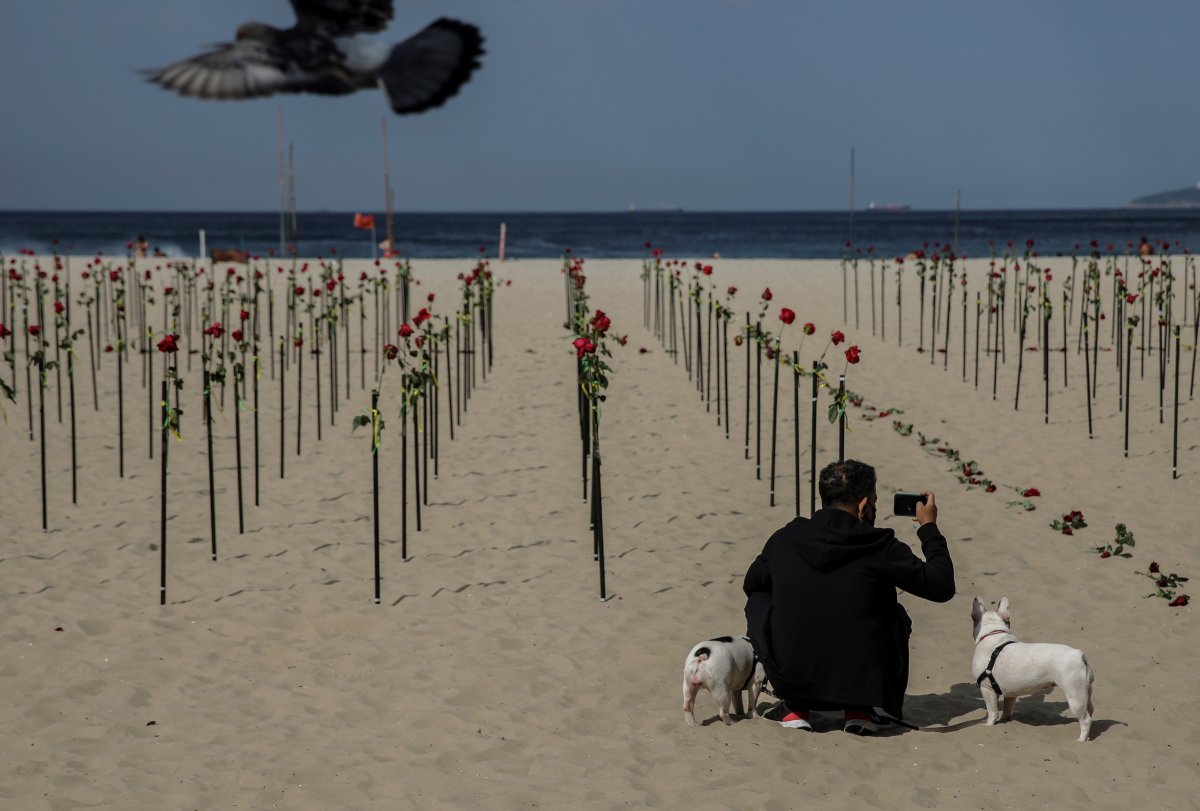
[743,459,954,734]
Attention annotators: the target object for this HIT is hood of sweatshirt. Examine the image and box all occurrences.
[782,508,896,572]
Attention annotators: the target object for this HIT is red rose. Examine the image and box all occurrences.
[231,329,244,343]
[28,325,41,336]
[204,322,224,339]
[1149,561,1161,574]
[109,271,121,282]
[1126,294,1137,305]
[1157,576,1169,588]
[383,343,399,360]
[831,330,845,345]
[985,484,997,493]
[157,334,179,353]
[1022,488,1040,497]
[803,322,815,336]
[413,308,431,326]
[1099,550,1111,558]
[779,308,796,325]
[727,286,738,296]
[592,312,611,335]
[1062,526,1073,536]
[1169,595,1189,607]
[326,280,337,292]
[0,323,8,339]
[734,335,744,346]
[618,334,628,346]
[845,345,861,364]
[761,287,773,301]
[54,302,64,315]
[701,265,713,276]
[104,344,114,353]
[240,310,250,321]
[294,286,305,296]
[427,293,435,303]
[398,323,414,338]
[573,336,596,358]
[638,347,648,354]
[164,287,174,295]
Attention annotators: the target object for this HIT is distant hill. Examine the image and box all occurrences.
[1127,185,1200,208]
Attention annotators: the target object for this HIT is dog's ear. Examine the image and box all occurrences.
[997,597,1010,624]
[971,597,984,623]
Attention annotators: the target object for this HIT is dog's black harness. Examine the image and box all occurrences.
[975,640,1017,696]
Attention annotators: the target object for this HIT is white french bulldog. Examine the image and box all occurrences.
[682,635,765,726]
[971,597,1095,742]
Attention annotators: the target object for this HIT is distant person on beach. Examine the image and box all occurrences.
[1138,237,1154,257]
[743,459,955,734]
[153,245,167,257]
[135,235,149,258]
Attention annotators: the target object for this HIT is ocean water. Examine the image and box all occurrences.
[3,209,1200,260]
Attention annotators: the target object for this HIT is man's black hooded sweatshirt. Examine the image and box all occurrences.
[743,509,955,718]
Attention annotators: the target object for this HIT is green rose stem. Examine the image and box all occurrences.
[37,339,47,531]
[1014,287,1029,412]
[1125,317,1135,458]
[743,312,751,460]
[203,361,217,561]
[412,389,422,532]
[279,337,286,479]
[974,291,982,389]
[1172,325,1181,479]
[233,360,244,534]
[810,360,819,515]
[838,373,846,461]
[371,388,382,602]
[160,379,168,605]
[769,339,781,507]
[1082,306,1094,438]
[720,314,729,441]
[439,318,453,443]
[148,328,154,458]
[1042,300,1051,424]
[296,327,303,456]
[943,259,954,370]
[591,404,607,601]
[755,319,762,480]
[792,351,801,513]
[705,287,713,410]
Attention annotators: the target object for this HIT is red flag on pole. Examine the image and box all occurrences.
[353,212,375,230]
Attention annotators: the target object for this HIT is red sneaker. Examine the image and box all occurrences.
[779,706,812,731]
[843,709,882,735]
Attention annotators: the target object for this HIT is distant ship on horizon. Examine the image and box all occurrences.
[865,200,912,212]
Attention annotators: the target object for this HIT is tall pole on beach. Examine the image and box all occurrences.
[382,117,395,258]
[848,147,855,249]
[277,105,286,259]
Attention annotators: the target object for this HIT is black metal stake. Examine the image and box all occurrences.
[160,379,168,605]
[810,361,818,516]
[769,341,780,506]
[204,368,217,560]
[372,388,381,603]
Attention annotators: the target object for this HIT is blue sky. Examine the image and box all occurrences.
[2,0,1198,211]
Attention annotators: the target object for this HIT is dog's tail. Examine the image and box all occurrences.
[685,646,711,686]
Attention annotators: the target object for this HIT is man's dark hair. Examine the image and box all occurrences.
[819,459,876,508]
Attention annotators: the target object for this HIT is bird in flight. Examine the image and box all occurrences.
[146,0,483,115]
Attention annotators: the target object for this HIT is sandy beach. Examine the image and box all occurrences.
[1,255,1197,809]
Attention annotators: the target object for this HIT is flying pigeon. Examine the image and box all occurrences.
[146,0,484,115]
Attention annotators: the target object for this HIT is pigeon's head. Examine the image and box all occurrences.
[235,22,277,42]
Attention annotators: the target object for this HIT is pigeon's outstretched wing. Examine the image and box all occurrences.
[377,18,484,114]
[290,0,394,35]
[146,40,301,100]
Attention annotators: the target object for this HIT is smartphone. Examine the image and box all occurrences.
[893,492,928,517]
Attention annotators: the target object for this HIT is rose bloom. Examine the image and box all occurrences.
[761,287,773,301]
[845,345,861,364]
[779,308,796,325]
[204,322,224,338]
[293,337,303,348]
[383,343,399,360]
[727,286,738,296]
[0,323,9,339]
[28,324,41,336]
[104,344,114,353]
[1023,488,1041,497]
[398,323,414,338]
[573,336,596,358]
[240,310,250,321]
[427,293,435,303]
[231,329,244,343]
[831,330,845,345]
[294,286,306,296]
[54,302,64,315]
[157,334,179,353]
[164,287,174,295]
[803,322,815,335]
[413,308,431,326]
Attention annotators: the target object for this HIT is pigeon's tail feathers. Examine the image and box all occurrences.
[377,18,483,115]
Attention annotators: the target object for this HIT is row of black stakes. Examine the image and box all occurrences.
[643,267,847,519]
[839,254,1198,479]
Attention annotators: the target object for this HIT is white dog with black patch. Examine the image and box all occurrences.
[971,597,1095,742]
[682,635,765,726]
